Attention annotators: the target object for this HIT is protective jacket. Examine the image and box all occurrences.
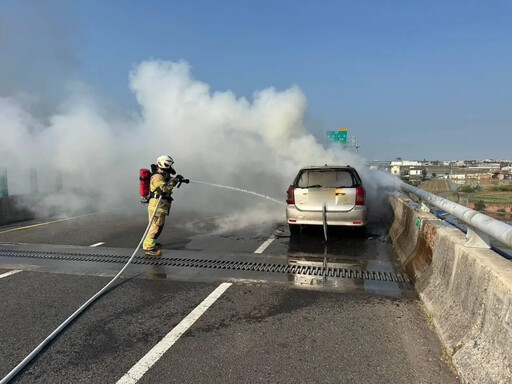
[149,172,174,215]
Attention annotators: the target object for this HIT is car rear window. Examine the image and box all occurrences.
[296,169,359,188]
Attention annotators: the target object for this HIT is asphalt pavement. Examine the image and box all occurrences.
[0,206,459,383]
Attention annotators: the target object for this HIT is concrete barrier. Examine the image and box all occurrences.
[390,196,512,383]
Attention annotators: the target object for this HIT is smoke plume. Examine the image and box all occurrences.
[0,59,395,228]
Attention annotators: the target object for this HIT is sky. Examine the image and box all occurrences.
[1,0,511,161]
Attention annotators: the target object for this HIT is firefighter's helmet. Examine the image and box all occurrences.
[156,155,174,170]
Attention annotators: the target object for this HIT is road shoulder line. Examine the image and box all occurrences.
[0,209,123,235]
[0,270,22,279]
[89,242,106,247]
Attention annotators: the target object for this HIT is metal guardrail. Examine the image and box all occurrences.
[397,180,512,249]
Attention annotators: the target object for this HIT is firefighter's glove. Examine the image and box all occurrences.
[173,174,185,188]
[175,175,189,185]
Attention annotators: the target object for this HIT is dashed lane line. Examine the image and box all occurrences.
[116,234,274,383]
[254,236,275,254]
[116,282,232,384]
[89,242,106,247]
[0,270,22,279]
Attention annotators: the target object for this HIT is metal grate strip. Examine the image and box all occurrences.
[0,249,411,283]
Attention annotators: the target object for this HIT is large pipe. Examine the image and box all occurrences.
[398,180,512,248]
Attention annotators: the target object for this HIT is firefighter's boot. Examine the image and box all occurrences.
[145,248,162,257]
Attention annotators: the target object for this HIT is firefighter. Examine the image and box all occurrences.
[143,155,182,257]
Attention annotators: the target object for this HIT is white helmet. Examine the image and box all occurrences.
[156,155,174,170]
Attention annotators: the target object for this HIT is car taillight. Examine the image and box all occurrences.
[355,186,365,205]
[286,185,295,204]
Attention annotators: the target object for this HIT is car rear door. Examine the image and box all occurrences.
[294,169,358,212]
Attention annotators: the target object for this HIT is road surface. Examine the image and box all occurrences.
[0,205,459,383]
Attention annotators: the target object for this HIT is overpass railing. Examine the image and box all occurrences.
[397,180,512,249]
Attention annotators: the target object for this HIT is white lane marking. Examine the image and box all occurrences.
[0,209,122,235]
[89,242,105,247]
[0,270,22,279]
[254,236,275,254]
[116,282,232,384]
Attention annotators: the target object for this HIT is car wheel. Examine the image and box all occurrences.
[289,224,300,235]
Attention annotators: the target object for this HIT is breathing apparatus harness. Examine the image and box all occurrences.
[139,164,189,204]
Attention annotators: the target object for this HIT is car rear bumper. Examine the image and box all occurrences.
[286,205,367,226]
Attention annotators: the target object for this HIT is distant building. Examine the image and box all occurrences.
[449,173,466,181]
[367,160,391,172]
[390,165,400,175]
[409,168,425,180]
[387,158,511,182]
[470,163,501,169]
[390,159,422,176]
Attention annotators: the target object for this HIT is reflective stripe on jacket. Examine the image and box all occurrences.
[148,173,173,215]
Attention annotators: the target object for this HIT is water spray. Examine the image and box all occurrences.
[189,180,285,206]
[1,179,284,382]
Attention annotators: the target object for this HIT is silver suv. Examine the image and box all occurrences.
[286,166,367,234]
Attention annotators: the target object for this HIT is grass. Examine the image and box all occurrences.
[488,184,512,192]
[429,181,512,206]
[468,191,512,205]
[455,181,512,205]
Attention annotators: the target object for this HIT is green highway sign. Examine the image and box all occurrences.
[326,128,348,144]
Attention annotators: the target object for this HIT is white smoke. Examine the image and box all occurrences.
[0,59,395,227]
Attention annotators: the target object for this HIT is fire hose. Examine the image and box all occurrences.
[0,196,163,384]
[1,176,281,382]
